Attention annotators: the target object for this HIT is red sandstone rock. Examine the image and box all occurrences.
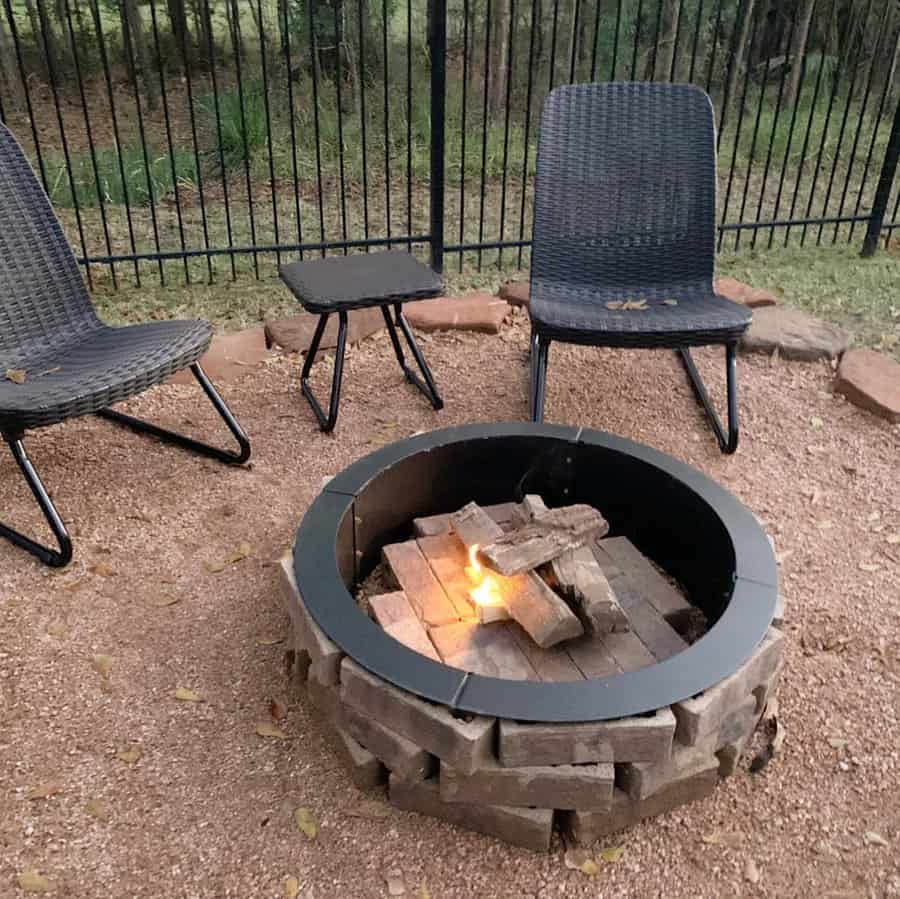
[404,293,510,334]
[833,348,900,423]
[168,326,270,385]
[264,307,385,353]
[715,276,778,308]
[739,306,850,361]
[497,280,530,308]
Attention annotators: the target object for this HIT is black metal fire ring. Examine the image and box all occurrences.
[293,423,777,723]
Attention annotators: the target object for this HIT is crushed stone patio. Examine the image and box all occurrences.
[1,316,898,898]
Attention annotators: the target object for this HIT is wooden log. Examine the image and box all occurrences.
[381,541,458,627]
[479,504,610,577]
[428,622,538,680]
[549,545,629,635]
[450,502,583,649]
[413,502,522,538]
[368,590,442,661]
[416,533,476,619]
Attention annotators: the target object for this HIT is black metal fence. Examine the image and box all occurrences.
[0,0,897,288]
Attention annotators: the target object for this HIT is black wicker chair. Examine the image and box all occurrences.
[529,82,751,453]
[0,123,250,568]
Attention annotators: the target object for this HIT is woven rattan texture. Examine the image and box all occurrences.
[279,251,443,313]
[529,82,750,348]
[0,124,212,433]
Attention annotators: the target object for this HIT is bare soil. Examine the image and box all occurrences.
[2,317,899,898]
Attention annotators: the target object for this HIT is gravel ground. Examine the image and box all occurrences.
[2,314,899,899]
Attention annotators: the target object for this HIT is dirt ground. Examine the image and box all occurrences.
[1,318,898,899]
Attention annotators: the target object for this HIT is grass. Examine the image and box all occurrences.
[91,242,900,363]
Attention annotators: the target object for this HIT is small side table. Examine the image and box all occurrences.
[279,251,445,432]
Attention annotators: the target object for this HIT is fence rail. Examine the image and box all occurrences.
[0,0,897,287]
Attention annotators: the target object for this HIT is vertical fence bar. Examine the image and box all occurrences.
[517,0,539,269]
[568,0,581,83]
[148,0,190,283]
[477,0,492,271]
[90,0,140,285]
[256,0,281,266]
[171,0,213,282]
[649,0,664,80]
[204,0,237,279]
[332,2,349,253]
[548,0,561,88]
[588,0,602,81]
[282,0,304,256]
[833,0,892,244]
[119,0,165,284]
[687,0,704,85]
[459,0,471,270]
[860,96,900,258]
[610,0,622,79]
[704,0,725,95]
[62,0,117,287]
[382,0,392,251]
[406,0,413,246]
[497,0,517,269]
[630,0,643,80]
[357,0,370,249]
[34,0,93,289]
[429,0,446,273]
[3,0,48,193]
[669,0,686,82]
[307,0,327,255]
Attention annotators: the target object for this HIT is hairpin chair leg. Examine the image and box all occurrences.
[678,343,740,454]
[299,311,348,433]
[98,363,251,463]
[530,331,550,423]
[382,304,443,410]
[0,433,73,567]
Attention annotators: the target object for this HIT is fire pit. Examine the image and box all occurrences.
[280,424,783,849]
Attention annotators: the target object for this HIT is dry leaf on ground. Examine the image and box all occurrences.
[17,870,53,893]
[662,298,679,306]
[148,595,180,607]
[205,560,227,574]
[385,870,406,896]
[599,846,625,862]
[116,746,142,764]
[256,722,288,739]
[293,806,318,840]
[226,542,253,563]
[269,698,288,720]
[174,687,204,702]
[256,636,285,646]
[27,783,62,800]
[863,831,889,847]
[283,875,300,899]
[5,368,26,384]
[564,848,599,876]
[85,799,111,821]
[744,858,761,884]
[886,532,900,545]
[91,655,112,679]
[417,883,430,899]
[701,830,743,848]
[346,798,391,819]
[90,562,115,577]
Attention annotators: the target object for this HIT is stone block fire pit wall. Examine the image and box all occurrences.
[281,424,783,850]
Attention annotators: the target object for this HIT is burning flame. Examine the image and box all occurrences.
[465,544,503,608]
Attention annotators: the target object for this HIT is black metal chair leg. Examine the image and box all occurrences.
[300,311,348,433]
[98,363,251,463]
[678,343,740,454]
[383,303,444,411]
[530,333,550,423]
[0,434,73,567]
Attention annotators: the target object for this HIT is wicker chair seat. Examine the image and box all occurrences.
[530,279,751,348]
[0,319,211,432]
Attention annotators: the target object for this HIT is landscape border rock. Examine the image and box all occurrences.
[833,348,900,423]
[264,308,386,353]
[739,305,850,361]
[168,326,271,385]
[404,292,510,334]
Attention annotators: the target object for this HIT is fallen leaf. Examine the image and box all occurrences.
[269,698,288,720]
[91,655,112,679]
[771,718,785,753]
[810,416,824,429]
[46,621,68,638]
[417,883,430,899]
[599,845,625,862]
[256,635,285,646]
[863,831,889,847]
[174,687,204,702]
[775,549,793,564]
[701,830,743,848]
[226,542,252,563]
[827,737,849,750]
[90,562,116,577]
[345,799,391,819]
[205,560,227,574]
[564,848,598,875]
[622,298,648,310]
[886,533,900,545]
[27,783,62,800]
[858,561,881,573]
[85,798,111,821]
[662,298,678,306]
[817,520,834,531]
[116,746,142,764]
[605,301,624,310]
[386,870,406,896]
[293,806,318,840]
[5,368,26,384]
[744,858,761,884]
[16,870,53,893]
[867,510,881,523]
[256,722,288,739]
[148,595,180,607]
[283,875,300,899]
